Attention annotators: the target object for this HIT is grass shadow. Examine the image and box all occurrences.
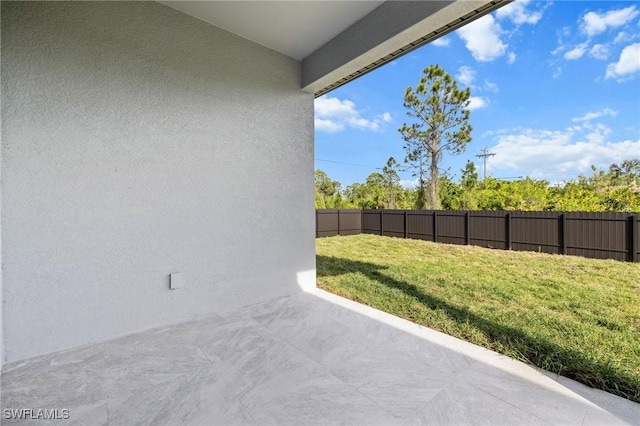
[317,254,640,403]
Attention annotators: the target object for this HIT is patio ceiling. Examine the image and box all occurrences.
[159,1,386,61]
[159,0,511,96]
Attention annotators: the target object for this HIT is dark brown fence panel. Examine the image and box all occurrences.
[468,213,508,249]
[380,210,405,238]
[316,209,362,237]
[316,210,338,237]
[340,210,363,236]
[316,209,639,262]
[362,210,381,235]
[565,212,628,261]
[511,212,560,255]
[436,211,466,245]
[634,214,639,262]
[406,211,434,241]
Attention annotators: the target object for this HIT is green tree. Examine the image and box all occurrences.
[343,173,387,209]
[460,160,479,210]
[503,178,551,211]
[621,159,640,179]
[438,176,463,210]
[364,173,387,208]
[342,182,365,208]
[550,178,601,212]
[476,177,506,210]
[550,161,640,212]
[314,170,342,209]
[399,64,472,209]
[382,157,402,209]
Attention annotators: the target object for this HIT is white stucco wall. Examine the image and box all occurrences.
[0,1,3,368]
[1,1,315,363]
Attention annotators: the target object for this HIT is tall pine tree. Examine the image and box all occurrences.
[399,65,472,209]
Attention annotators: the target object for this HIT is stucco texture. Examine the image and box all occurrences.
[1,1,315,363]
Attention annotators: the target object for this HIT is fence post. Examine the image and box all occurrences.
[315,210,318,238]
[630,214,638,262]
[337,209,341,236]
[404,211,408,239]
[560,213,567,255]
[380,210,384,236]
[506,213,512,250]
[433,211,438,243]
[465,212,470,245]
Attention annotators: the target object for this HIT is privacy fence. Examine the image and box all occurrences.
[316,209,640,262]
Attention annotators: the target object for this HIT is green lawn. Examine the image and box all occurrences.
[316,234,640,402]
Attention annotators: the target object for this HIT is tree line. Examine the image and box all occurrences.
[315,158,640,212]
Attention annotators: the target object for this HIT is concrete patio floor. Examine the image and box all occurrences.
[2,288,639,425]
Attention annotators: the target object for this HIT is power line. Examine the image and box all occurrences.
[475,147,496,181]
[314,158,374,168]
[495,176,523,181]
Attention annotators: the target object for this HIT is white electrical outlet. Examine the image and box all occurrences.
[170,273,184,290]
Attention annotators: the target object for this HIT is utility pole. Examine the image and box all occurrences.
[476,147,495,181]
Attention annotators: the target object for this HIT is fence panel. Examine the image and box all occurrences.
[511,212,560,255]
[565,212,628,261]
[469,213,508,249]
[362,210,381,235]
[436,211,466,245]
[635,215,640,262]
[316,209,639,262]
[406,210,434,241]
[379,210,404,238]
[316,209,361,237]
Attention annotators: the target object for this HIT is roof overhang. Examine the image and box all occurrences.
[159,1,511,97]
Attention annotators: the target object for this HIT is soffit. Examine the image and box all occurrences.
[159,1,385,60]
[159,1,510,96]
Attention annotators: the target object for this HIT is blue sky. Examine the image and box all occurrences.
[314,0,640,188]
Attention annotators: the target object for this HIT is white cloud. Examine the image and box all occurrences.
[551,27,571,56]
[489,127,640,179]
[314,118,344,134]
[555,27,572,49]
[585,123,613,144]
[553,8,639,70]
[456,69,500,93]
[495,0,544,25]
[552,67,563,79]
[507,52,517,64]
[551,44,565,56]
[484,80,499,92]
[467,97,488,111]
[315,96,354,118]
[400,179,419,189]
[431,37,450,47]
[456,15,507,62]
[606,43,640,80]
[572,108,618,123]
[456,66,476,86]
[614,31,633,44]
[581,6,639,37]
[588,43,610,60]
[314,96,391,133]
[564,42,588,60]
